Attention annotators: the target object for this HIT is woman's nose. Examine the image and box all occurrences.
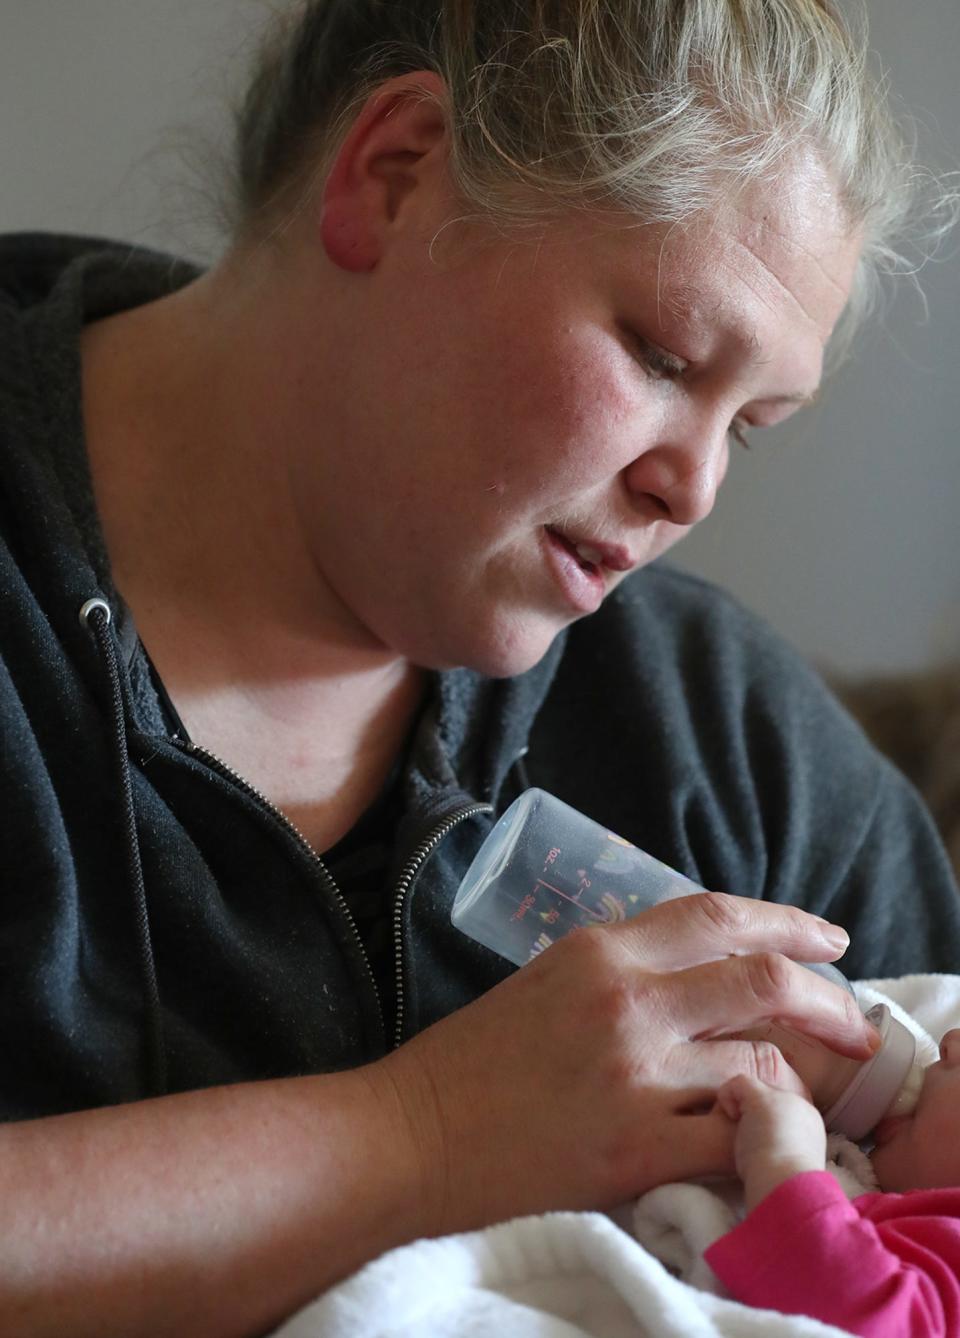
[621,420,730,528]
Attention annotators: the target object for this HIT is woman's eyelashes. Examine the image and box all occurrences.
[628,332,688,381]
[625,327,753,450]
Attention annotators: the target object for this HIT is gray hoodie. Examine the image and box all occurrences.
[2,231,957,1123]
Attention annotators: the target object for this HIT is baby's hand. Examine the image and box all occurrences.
[717,1074,827,1212]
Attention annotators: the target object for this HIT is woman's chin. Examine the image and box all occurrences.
[454,614,570,679]
[399,613,568,679]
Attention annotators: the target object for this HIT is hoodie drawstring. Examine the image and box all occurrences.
[509,745,532,797]
[79,597,168,1097]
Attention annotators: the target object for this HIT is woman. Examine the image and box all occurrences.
[1,1,956,1333]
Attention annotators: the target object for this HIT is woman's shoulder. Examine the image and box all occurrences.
[530,557,956,978]
[557,558,852,733]
[591,560,823,671]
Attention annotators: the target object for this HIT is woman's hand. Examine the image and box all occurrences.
[717,1074,828,1211]
[0,892,871,1335]
[376,891,873,1235]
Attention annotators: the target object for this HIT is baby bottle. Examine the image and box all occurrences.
[452,788,925,1141]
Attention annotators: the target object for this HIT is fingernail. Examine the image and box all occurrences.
[819,924,849,951]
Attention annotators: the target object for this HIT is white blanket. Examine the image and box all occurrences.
[271,974,959,1338]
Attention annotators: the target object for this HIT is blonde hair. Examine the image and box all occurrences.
[230,0,950,355]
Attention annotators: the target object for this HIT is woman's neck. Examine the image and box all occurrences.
[80,257,425,847]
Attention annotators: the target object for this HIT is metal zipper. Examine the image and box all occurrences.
[176,739,386,1042]
[391,801,493,1049]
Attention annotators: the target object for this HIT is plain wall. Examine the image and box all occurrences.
[2,0,957,675]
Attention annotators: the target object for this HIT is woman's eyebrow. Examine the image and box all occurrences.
[656,284,824,405]
[710,308,823,405]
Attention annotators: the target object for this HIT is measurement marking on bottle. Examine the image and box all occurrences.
[534,879,606,920]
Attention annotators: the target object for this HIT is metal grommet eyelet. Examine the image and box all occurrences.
[79,597,112,628]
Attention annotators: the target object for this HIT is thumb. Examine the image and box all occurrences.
[716,1076,747,1121]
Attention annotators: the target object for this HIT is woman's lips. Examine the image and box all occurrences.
[545,526,636,574]
[542,527,606,614]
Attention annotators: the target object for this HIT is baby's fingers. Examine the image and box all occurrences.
[716,1078,746,1122]
[720,1071,814,1122]
[719,1072,776,1111]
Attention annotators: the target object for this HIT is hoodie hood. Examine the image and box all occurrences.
[0,230,198,314]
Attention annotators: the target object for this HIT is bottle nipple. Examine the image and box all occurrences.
[883,1058,925,1119]
[822,1004,920,1141]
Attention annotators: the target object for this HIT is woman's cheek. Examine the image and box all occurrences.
[551,356,641,466]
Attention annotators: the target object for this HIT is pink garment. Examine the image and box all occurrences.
[704,1171,960,1337]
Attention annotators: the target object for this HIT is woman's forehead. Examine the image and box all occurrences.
[540,154,856,320]
[610,169,859,376]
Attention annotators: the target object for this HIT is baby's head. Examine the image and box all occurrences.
[870,1028,960,1191]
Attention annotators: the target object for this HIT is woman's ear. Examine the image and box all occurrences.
[320,71,449,273]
